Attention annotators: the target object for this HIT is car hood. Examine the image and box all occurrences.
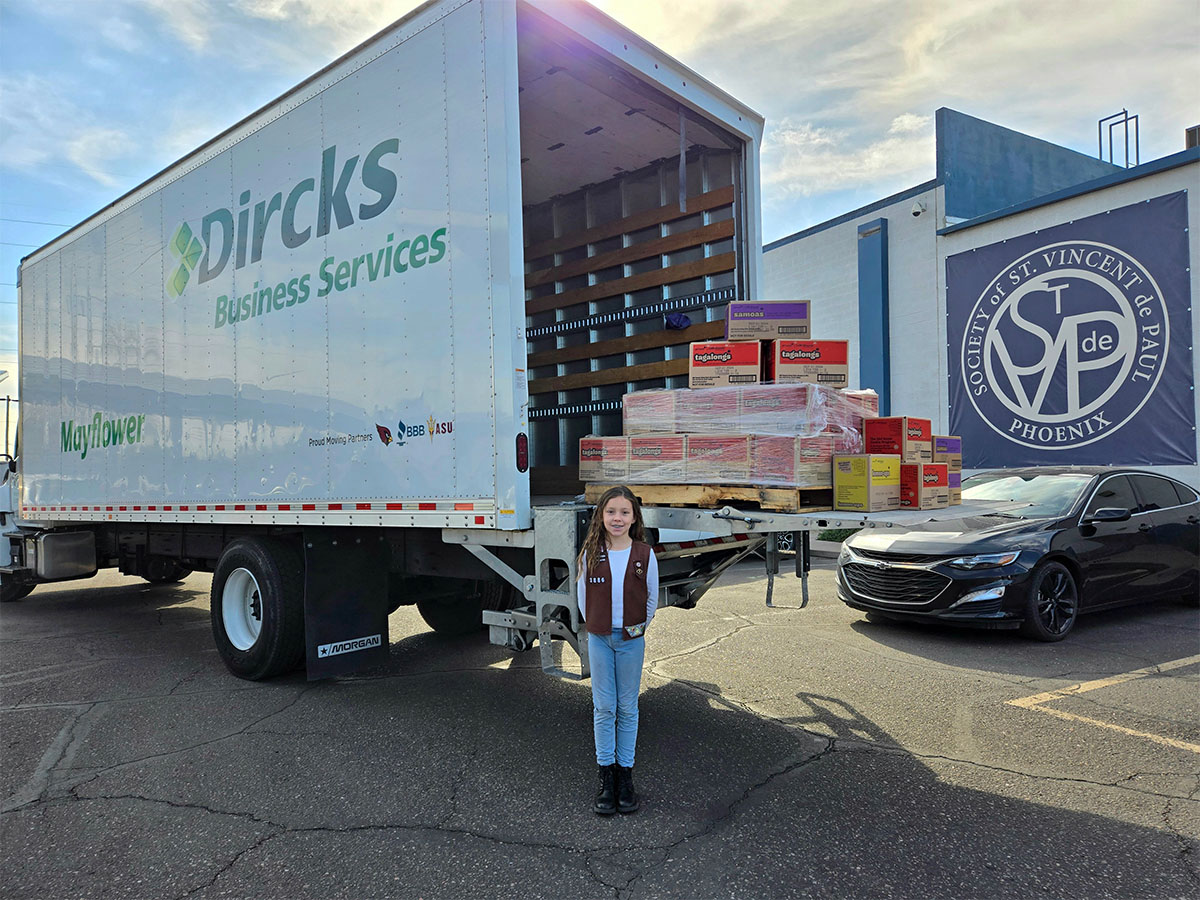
[847,515,1058,555]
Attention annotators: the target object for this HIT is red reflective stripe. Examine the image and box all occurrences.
[278,504,290,511]
[180,506,189,511]
[328,503,343,511]
[119,506,127,511]
[418,503,436,510]
[302,504,315,511]
[197,505,206,511]
[215,505,225,511]
[475,516,485,524]
[163,506,172,511]
[356,503,371,510]
[386,503,403,510]
[255,504,267,511]
[454,502,473,510]
[234,505,245,511]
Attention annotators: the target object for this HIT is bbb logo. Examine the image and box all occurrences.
[960,240,1168,451]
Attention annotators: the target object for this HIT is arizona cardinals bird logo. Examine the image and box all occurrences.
[376,424,393,445]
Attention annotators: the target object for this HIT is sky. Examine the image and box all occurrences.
[1,0,1197,401]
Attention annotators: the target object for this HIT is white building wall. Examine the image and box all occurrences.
[937,161,1199,485]
[763,186,942,418]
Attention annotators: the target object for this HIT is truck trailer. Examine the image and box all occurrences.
[0,0,1004,682]
[1,0,775,681]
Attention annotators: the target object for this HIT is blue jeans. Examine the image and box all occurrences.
[589,630,645,767]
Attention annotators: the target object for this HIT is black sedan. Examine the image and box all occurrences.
[836,467,1199,641]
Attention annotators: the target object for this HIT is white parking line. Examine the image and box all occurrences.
[1007,654,1200,754]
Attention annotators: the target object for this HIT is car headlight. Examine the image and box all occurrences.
[945,551,1021,570]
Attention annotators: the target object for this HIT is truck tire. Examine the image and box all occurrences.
[415,579,516,636]
[142,558,193,584]
[1,581,35,603]
[210,538,305,680]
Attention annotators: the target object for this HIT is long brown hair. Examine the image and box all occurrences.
[577,485,646,576]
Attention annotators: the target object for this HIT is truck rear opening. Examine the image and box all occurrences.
[515,4,755,496]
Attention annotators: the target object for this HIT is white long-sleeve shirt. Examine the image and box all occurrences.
[577,546,660,632]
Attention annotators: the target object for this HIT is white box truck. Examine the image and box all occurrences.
[1,0,995,680]
[1,0,775,681]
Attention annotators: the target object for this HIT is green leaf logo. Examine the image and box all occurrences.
[166,221,203,298]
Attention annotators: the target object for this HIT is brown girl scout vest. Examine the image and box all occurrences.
[584,541,652,638]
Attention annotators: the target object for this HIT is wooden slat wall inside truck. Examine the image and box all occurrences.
[524,150,739,495]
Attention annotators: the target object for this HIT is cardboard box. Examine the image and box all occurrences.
[949,470,962,505]
[622,389,676,435]
[676,388,740,434]
[737,384,811,433]
[725,300,811,340]
[766,340,849,389]
[863,416,932,463]
[900,463,949,509]
[629,435,686,483]
[833,454,901,511]
[688,341,762,389]
[933,435,963,471]
[578,437,629,482]
[752,434,835,487]
[827,389,880,430]
[685,435,751,483]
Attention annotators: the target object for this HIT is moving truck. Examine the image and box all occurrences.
[0,0,769,680]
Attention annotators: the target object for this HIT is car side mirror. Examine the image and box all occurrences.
[1082,507,1131,525]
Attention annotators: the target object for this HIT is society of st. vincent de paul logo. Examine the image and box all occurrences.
[960,239,1169,451]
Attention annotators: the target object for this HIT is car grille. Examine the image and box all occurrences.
[841,562,951,604]
[851,548,953,565]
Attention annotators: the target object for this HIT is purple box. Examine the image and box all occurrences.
[725,301,811,340]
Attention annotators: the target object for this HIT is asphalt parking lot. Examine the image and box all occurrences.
[2,559,1198,900]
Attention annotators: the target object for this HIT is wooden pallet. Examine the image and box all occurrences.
[584,483,833,513]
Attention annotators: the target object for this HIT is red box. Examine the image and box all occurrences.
[685,435,752,483]
[863,416,932,463]
[629,435,686,483]
[737,384,811,433]
[751,434,835,487]
[622,389,676,435]
[676,388,740,434]
[900,463,949,509]
[766,340,849,388]
[688,341,762,388]
[578,437,629,482]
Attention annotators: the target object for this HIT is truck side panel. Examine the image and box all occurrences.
[18,0,511,528]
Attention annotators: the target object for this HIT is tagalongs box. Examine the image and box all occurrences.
[688,341,762,389]
[578,437,629,482]
[863,416,932,463]
[766,340,849,389]
[900,463,949,509]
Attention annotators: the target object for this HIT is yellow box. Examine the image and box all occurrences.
[833,454,901,512]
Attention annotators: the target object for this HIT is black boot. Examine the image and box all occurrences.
[593,765,616,815]
[616,765,640,814]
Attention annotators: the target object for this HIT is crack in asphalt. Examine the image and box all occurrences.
[1,701,98,813]
[1161,779,1200,888]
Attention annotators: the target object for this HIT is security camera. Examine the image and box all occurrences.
[911,200,927,217]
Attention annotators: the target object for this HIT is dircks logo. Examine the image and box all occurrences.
[961,240,1167,451]
[694,351,733,363]
[166,138,399,297]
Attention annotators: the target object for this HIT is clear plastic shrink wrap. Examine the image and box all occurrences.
[578,384,879,488]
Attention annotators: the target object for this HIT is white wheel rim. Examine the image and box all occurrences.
[222,567,263,651]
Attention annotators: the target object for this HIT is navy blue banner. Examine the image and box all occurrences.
[947,192,1195,467]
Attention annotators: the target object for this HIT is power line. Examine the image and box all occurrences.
[0,217,69,227]
[0,242,37,248]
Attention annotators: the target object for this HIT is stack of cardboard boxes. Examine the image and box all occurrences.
[578,300,966,506]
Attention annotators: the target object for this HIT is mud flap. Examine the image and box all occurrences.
[303,528,390,680]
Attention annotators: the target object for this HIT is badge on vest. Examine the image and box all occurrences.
[624,622,646,638]
[634,560,644,578]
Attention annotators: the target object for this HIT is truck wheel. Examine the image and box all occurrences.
[210,538,305,680]
[415,579,515,636]
[142,558,193,584]
[1,581,35,603]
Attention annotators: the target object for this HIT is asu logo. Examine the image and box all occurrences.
[961,240,1167,451]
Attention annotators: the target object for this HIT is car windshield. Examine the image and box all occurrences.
[962,472,1093,518]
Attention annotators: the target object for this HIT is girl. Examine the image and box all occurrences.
[576,485,659,815]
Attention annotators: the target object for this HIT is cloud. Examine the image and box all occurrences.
[763,114,936,197]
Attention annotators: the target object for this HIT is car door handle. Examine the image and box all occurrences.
[1138,523,1152,533]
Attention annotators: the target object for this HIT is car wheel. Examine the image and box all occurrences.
[1020,561,1079,642]
[210,538,306,680]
